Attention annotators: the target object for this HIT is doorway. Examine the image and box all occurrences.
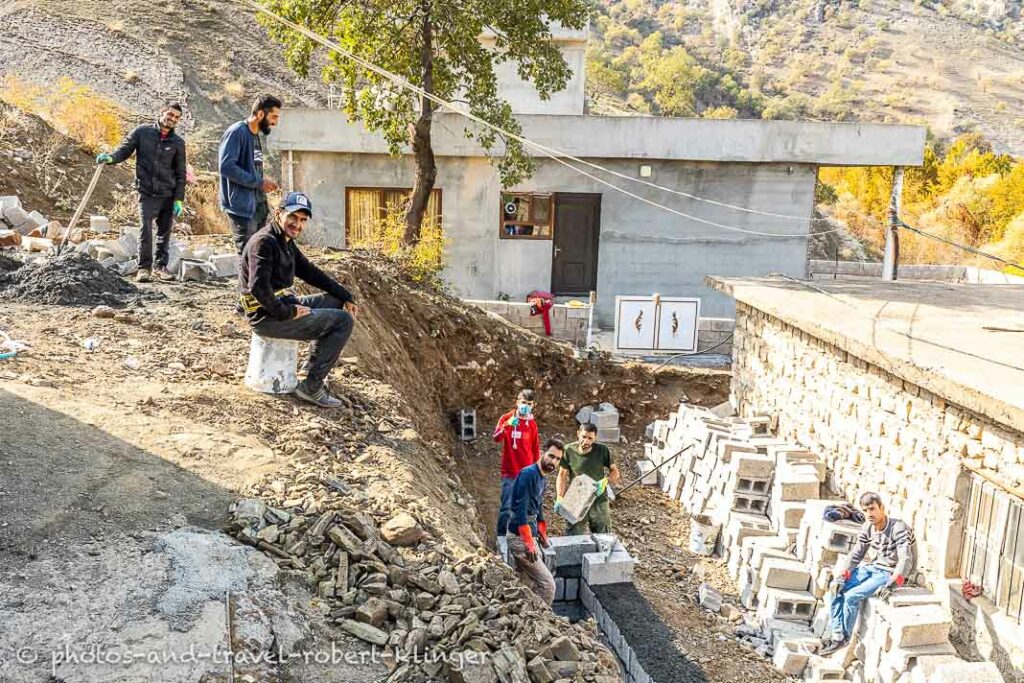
[552,193,601,296]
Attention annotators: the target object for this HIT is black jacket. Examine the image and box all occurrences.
[239,221,354,324]
[110,123,187,200]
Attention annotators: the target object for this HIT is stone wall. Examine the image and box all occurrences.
[466,300,592,345]
[730,301,1024,682]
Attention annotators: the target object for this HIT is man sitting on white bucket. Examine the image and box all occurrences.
[239,191,358,408]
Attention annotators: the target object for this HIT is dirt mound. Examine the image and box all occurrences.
[0,250,139,306]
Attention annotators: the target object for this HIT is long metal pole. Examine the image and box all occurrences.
[882,166,904,280]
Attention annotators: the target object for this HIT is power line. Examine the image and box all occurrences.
[238,0,848,240]
[898,220,1024,273]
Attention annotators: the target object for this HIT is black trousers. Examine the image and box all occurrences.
[252,294,354,387]
[139,195,175,270]
[229,202,268,254]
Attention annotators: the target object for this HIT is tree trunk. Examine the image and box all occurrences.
[403,5,437,245]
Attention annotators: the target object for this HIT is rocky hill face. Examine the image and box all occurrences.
[589,0,1024,154]
[0,0,328,150]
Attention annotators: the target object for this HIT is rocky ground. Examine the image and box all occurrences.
[0,245,784,682]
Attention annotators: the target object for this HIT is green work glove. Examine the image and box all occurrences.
[554,497,564,515]
[595,477,608,497]
[173,200,184,218]
[96,153,113,165]
[507,416,520,428]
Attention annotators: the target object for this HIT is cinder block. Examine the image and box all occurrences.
[773,473,821,502]
[554,577,565,601]
[590,407,619,429]
[735,476,771,495]
[732,453,775,479]
[886,604,952,648]
[90,215,112,232]
[822,520,862,553]
[582,549,634,585]
[773,641,813,676]
[564,577,579,601]
[547,535,598,567]
[496,536,510,566]
[210,253,238,278]
[758,587,817,623]
[636,459,659,486]
[805,656,846,681]
[733,493,770,514]
[770,500,808,530]
[698,582,723,611]
[558,474,596,525]
[910,657,1003,683]
[717,440,758,463]
[596,427,621,443]
[2,205,29,228]
[760,557,812,591]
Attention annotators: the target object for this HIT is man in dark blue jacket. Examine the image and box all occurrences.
[219,94,282,253]
[239,192,359,409]
[98,102,187,283]
[506,437,564,605]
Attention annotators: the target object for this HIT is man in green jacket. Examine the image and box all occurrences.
[556,422,621,534]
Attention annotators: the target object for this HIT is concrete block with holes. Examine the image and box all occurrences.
[731,452,775,479]
[804,656,846,682]
[757,587,818,623]
[760,556,813,591]
[822,519,863,553]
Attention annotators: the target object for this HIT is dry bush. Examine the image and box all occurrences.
[224,81,246,101]
[185,175,230,235]
[0,75,125,153]
[349,208,448,284]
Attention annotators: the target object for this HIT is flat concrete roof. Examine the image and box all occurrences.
[708,276,1024,434]
[272,109,926,166]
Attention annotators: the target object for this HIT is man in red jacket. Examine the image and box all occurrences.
[493,389,540,539]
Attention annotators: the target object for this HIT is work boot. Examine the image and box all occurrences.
[819,638,847,656]
[156,267,176,281]
[295,381,343,409]
[136,269,152,283]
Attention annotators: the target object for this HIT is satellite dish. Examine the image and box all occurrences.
[504,201,518,216]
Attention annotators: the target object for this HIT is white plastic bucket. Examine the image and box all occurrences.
[689,514,720,556]
[244,334,299,394]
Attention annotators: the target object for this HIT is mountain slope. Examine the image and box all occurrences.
[0,0,328,152]
[589,0,1024,154]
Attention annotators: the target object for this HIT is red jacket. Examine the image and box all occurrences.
[493,410,540,479]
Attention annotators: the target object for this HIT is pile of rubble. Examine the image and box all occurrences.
[642,403,1004,683]
[0,250,141,306]
[228,485,620,683]
[0,194,236,282]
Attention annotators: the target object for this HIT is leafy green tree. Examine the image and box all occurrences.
[259,0,588,243]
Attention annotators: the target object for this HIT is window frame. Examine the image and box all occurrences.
[344,186,443,248]
[960,474,1024,624]
[499,192,554,241]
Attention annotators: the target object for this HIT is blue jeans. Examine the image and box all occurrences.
[830,565,892,639]
[496,477,516,539]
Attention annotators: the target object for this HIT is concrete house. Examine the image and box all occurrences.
[270,26,925,324]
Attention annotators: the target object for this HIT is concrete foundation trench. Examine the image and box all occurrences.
[498,534,709,683]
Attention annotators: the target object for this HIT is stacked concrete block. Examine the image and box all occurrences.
[635,459,659,486]
[582,539,635,586]
[587,402,621,443]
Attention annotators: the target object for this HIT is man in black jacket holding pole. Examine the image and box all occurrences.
[239,191,359,409]
[97,102,187,283]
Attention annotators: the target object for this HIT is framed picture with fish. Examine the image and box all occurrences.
[613,295,700,353]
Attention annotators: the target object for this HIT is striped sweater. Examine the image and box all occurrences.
[848,517,916,578]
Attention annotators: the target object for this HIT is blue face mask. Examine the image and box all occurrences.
[518,404,532,416]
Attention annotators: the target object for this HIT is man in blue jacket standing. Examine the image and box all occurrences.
[219,94,282,253]
[97,102,187,283]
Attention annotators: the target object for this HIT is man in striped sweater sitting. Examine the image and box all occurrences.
[821,492,917,655]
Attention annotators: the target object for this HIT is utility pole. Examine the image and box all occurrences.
[882,166,904,281]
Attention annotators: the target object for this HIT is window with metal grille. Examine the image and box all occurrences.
[345,187,442,247]
[960,475,1024,623]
